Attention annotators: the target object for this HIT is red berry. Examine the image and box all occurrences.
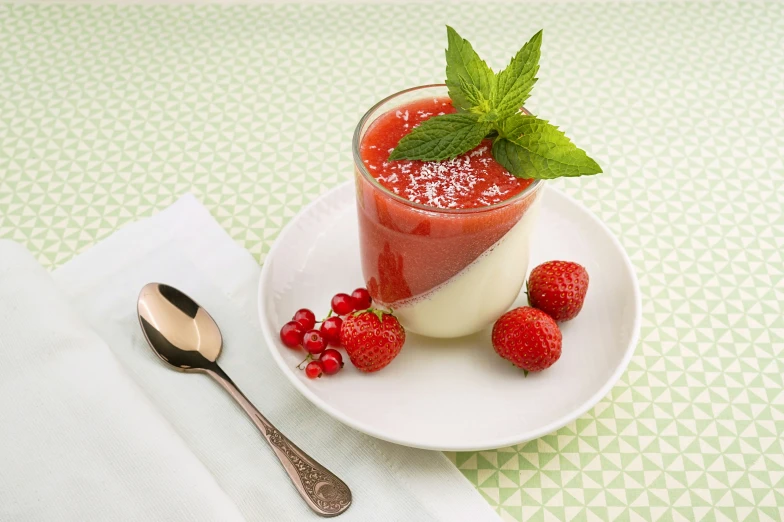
[527,261,589,322]
[319,349,344,375]
[320,316,343,346]
[340,309,405,372]
[305,360,323,379]
[331,293,355,315]
[303,329,326,354]
[492,307,562,373]
[292,308,316,330]
[280,321,304,348]
[350,288,372,310]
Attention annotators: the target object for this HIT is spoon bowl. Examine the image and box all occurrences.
[137,282,351,517]
[138,283,222,372]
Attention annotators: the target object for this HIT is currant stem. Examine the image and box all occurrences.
[296,354,313,370]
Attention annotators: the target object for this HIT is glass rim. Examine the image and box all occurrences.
[352,84,543,215]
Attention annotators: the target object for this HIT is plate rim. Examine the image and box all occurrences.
[258,181,642,451]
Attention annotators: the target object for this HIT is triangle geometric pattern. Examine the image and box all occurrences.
[1,3,782,521]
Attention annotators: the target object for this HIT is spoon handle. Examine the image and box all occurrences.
[206,365,352,518]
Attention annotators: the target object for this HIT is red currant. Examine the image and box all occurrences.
[303,329,326,354]
[351,288,372,310]
[320,316,343,346]
[280,321,304,348]
[305,360,323,379]
[292,308,316,330]
[331,293,355,315]
[319,349,344,375]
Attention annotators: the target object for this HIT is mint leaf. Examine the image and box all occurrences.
[493,114,602,178]
[493,30,542,119]
[445,26,495,111]
[477,110,500,123]
[389,113,492,162]
[458,75,490,113]
[492,138,530,179]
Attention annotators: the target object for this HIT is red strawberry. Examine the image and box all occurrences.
[340,309,405,372]
[527,261,589,322]
[492,307,562,374]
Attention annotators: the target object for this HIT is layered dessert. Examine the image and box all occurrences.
[353,86,542,338]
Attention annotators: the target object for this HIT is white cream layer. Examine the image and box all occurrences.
[394,196,542,338]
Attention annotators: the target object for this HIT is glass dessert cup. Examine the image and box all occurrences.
[352,85,543,338]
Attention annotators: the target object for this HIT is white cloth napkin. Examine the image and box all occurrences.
[0,194,499,522]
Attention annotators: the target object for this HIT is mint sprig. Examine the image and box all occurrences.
[389,27,602,180]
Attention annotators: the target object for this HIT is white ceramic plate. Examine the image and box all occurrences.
[258,182,641,451]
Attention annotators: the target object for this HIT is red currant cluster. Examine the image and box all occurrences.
[279,288,372,379]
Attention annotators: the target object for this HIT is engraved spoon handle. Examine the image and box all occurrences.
[206,365,351,517]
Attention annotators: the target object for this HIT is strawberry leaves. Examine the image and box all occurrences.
[389,27,601,180]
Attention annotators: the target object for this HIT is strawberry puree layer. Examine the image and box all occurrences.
[359,98,533,210]
[356,97,538,309]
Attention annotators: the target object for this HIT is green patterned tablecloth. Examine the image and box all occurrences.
[1,2,782,520]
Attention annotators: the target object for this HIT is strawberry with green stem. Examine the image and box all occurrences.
[340,308,405,373]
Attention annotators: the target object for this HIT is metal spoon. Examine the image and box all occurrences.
[137,283,351,517]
